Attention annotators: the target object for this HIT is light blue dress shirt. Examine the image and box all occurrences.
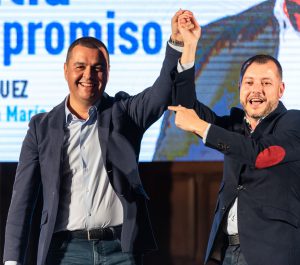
[54,99,123,232]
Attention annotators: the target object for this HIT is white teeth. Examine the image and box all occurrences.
[80,83,93,87]
[249,98,263,104]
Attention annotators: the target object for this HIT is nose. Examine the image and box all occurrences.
[83,66,93,80]
[251,82,263,94]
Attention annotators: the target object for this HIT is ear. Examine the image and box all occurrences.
[278,82,285,98]
[106,64,110,82]
[64,63,68,81]
[101,65,110,91]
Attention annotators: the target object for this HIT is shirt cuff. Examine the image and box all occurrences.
[167,42,194,73]
[177,60,194,73]
[168,41,183,52]
[5,262,20,265]
[202,123,211,143]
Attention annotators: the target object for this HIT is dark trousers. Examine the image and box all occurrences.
[221,245,248,265]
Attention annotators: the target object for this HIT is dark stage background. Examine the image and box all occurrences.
[0,162,223,265]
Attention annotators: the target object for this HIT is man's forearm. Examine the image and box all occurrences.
[180,43,197,65]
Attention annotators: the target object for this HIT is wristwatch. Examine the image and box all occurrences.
[169,36,184,47]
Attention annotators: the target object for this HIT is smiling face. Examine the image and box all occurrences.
[239,60,285,126]
[64,45,109,110]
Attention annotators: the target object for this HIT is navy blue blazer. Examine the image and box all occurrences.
[3,44,193,265]
[176,88,300,264]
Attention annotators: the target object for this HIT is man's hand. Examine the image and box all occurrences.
[171,10,201,43]
[168,105,208,137]
[178,11,201,46]
[171,9,186,42]
[172,11,201,64]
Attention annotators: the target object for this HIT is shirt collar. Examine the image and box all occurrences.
[244,116,264,134]
[64,95,101,125]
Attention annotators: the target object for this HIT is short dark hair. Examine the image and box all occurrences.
[239,54,283,84]
[66,36,110,65]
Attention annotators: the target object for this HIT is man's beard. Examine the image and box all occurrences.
[245,101,278,120]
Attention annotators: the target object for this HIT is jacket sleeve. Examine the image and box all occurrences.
[4,117,41,264]
[120,44,195,131]
[171,65,196,108]
[205,110,300,169]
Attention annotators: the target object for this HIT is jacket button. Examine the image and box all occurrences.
[217,143,229,151]
[217,143,224,150]
[221,206,226,211]
[237,185,244,191]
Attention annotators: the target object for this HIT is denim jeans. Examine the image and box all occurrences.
[221,245,248,265]
[46,236,143,265]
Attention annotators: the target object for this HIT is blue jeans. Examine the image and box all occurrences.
[221,245,248,265]
[46,236,143,265]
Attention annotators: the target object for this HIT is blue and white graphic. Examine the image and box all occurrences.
[1,0,299,161]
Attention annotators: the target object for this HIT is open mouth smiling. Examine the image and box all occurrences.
[249,98,265,106]
[79,82,98,88]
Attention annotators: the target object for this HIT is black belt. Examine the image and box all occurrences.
[228,234,240,246]
[54,226,122,241]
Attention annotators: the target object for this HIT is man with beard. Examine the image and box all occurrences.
[3,10,201,265]
[168,54,300,264]
[154,0,300,161]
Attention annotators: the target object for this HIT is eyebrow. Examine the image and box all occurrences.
[73,62,105,67]
[243,77,273,81]
[242,77,254,81]
[261,78,272,81]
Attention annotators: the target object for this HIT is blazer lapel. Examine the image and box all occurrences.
[48,101,66,189]
[97,94,113,170]
[251,101,287,140]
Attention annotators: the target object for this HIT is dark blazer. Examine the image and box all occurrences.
[182,95,300,264]
[3,44,193,265]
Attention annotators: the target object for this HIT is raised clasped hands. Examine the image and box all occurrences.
[171,9,201,46]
